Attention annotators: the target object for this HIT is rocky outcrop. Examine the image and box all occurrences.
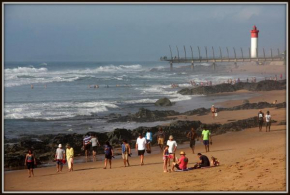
[155,97,172,106]
[178,80,286,95]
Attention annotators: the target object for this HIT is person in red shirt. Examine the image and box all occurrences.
[171,151,188,171]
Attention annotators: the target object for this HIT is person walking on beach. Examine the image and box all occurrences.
[136,133,147,166]
[186,127,197,154]
[201,125,212,152]
[171,151,188,172]
[157,127,165,151]
[258,110,264,132]
[24,149,36,177]
[90,134,101,162]
[211,105,216,119]
[280,73,283,80]
[55,144,65,172]
[104,141,114,169]
[83,133,91,162]
[167,135,177,166]
[265,111,271,132]
[122,140,131,167]
[66,144,74,172]
[145,130,153,153]
[163,145,170,172]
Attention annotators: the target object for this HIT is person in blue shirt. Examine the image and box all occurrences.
[103,141,114,169]
[145,130,153,153]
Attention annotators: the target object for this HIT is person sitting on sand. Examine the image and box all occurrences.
[194,153,210,168]
[121,140,131,167]
[55,144,65,172]
[171,151,188,172]
[167,135,177,166]
[210,156,220,166]
[265,111,271,132]
[258,110,264,132]
[24,149,36,178]
[163,145,170,172]
[104,141,114,169]
[66,144,74,172]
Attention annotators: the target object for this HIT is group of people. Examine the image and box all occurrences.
[258,110,272,132]
[24,125,216,177]
[189,80,213,87]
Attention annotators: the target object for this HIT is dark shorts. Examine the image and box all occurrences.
[84,144,91,151]
[190,140,196,147]
[174,163,181,170]
[203,140,209,145]
[266,122,271,127]
[105,154,112,159]
[138,150,145,156]
[26,162,34,169]
[92,146,98,152]
[56,159,63,165]
[259,120,264,126]
[146,140,151,144]
[200,163,210,167]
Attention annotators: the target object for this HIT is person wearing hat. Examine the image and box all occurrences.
[171,151,188,171]
[66,144,74,172]
[135,133,147,165]
[166,135,177,167]
[55,144,65,172]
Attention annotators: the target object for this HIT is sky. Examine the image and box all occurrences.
[4,3,287,62]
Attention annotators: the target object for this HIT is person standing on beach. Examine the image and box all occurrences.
[66,144,74,172]
[55,144,65,172]
[24,149,36,178]
[211,105,216,119]
[280,73,283,80]
[104,141,114,169]
[121,140,131,167]
[83,133,91,162]
[145,130,153,153]
[136,133,147,166]
[167,135,177,166]
[258,110,265,132]
[265,111,271,132]
[90,134,101,162]
[201,125,212,152]
[163,145,170,172]
[186,127,197,154]
[157,127,165,151]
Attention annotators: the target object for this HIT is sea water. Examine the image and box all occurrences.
[4,61,265,139]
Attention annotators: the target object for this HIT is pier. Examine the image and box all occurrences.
[160,46,285,71]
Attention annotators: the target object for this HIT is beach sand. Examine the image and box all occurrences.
[4,63,287,192]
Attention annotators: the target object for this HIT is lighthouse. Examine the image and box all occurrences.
[250,25,259,58]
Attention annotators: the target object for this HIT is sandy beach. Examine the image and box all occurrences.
[4,63,287,192]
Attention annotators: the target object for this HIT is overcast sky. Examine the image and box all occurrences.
[4,3,287,62]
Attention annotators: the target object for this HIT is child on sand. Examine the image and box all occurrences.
[163,145,170,172]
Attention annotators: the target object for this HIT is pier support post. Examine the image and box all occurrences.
[213,63,216,71]
[191,61,194,71]
[170,62,173,71]
[234,62,237,68]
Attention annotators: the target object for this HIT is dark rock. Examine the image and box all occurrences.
[155,98,172,106]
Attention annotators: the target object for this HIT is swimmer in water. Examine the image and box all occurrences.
[31,85,34,89]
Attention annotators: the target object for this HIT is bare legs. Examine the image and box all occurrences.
[104,158,111,169]
[140,154,144,165]
[93,151,97,162]
[28,169,34,177]
[163,158,168,172]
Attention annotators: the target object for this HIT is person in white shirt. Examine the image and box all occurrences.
[135,133,147,165]
[166,135,177,167]
[265,111,271,132]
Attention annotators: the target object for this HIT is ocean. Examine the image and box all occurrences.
[4,61,265,139]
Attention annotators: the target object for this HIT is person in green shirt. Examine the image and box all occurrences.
[201,125,212,152]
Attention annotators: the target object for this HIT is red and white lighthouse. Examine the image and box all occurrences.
[250,25,259,58]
